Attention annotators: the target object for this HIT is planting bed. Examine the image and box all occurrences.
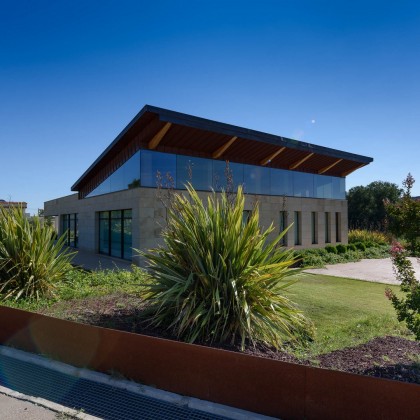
[40,292,420,384]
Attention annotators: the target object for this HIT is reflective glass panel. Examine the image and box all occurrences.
[332,177,346,199]
[99,217,109,254]
[271,168,293,196]
[123,217,132,260]
[212,160,244,191]
[293,172,314,197]
[141,150,176,188]
[176,155,213,190]
[244,164,270,195]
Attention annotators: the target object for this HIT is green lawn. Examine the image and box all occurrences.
[286,274,409,357]
[3,268,411,358]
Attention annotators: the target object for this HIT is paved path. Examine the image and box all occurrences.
[0,393,58,420]
[70,248,132,271]
[305,257,420,284]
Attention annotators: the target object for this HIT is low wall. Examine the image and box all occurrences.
[0,306,418,419]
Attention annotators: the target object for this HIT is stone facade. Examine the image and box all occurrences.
[44,187,348,265]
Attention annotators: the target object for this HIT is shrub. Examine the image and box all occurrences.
[386,243,420,339]
[139,184,314,350]
[364,245,389,259]
[323,253,345,264]
[325,245,337,254]
[348,229,388,245]
[336,244,347,254]
[347,243,357,252]
[301,254,325,268]
[354,242,366,252]
[385,174,420,256]
[0,207,74,300]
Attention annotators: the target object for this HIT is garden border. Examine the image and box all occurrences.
[0,306,418,419]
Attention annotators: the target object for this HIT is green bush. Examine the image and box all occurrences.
[0,207,74,300]
[354,242,366,252]
[386,243,420,339]
[139,184,314,350]
[347,243,357,252]
[336,244,347,254]
[325,245,338,254]
[348,229,388,245]
[323,253,345,264]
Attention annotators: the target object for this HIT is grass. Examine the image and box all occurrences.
[1,267,410,359]
[1,266,149,312]
[285,274,409,357]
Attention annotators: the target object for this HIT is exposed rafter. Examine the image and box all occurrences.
[212,136,238,159]
[289,153,314,170]
[318,158,343,175]
[341,163,367,177]
[260,147,286,166]
[148,122,172,150]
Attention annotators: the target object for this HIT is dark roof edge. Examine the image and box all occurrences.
[72,104,373,191]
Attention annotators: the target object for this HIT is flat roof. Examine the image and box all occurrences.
[72,105,373,193]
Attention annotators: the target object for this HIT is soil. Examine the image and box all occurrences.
[41,292,420,385]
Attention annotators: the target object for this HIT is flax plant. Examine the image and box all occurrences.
[139,184,314,350]
[0,206,73,300]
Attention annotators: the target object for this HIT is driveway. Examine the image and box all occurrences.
[304,257,420,284]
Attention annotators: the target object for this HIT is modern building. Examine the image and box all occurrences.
[0,200,28,213]
[44,105,373,264]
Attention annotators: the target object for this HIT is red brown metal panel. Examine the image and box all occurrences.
[1,306,417,420]
[305,365,420,420]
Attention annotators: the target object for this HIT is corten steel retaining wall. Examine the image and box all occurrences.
[0,306,419,419]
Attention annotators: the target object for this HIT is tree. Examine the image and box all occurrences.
[347,181,402,231]
[385,173,420,255]
[385,242,420,339]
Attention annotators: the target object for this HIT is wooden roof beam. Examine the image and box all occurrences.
[148,122,172,150]
[289,152,314,170]
[212,136,238,159]
[318,158,343,175]
[341,163,367,177]
[260,147,286,166]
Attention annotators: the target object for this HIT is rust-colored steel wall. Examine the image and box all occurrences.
[0,306,419,419]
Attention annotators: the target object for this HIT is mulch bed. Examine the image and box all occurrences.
[41,293,420,385]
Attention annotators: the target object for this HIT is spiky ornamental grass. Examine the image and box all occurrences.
[0,206,74,300]
[139,184,314,350]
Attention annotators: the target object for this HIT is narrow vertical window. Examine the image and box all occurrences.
[335,212,341,242]
[243,210,251,225]
[279,211,288,246]
[294,211,301,246]
[325,212,331,243]
[311,212,318,244]
[61,213,78,247]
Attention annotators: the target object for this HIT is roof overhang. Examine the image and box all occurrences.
[72,105,373,196]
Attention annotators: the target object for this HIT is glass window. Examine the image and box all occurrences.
[244,164,270,195]
[98,210,132,260]
[336,212,341,242]
[271,168,293,196]
[176,155,213,190]
[332,177,346,199]
[213,160,244,191]
[311,212,318,244]
[325,212,331,243]
[279,211,288,246]
[293,172,314,197]
[61,214,78,248]
[141,150,176,188]
[294,211,301,245]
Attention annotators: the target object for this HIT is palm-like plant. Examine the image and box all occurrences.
[140,184,313,350]
[0,206,73,300]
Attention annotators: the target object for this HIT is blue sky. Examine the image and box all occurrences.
[1,0,419,213]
